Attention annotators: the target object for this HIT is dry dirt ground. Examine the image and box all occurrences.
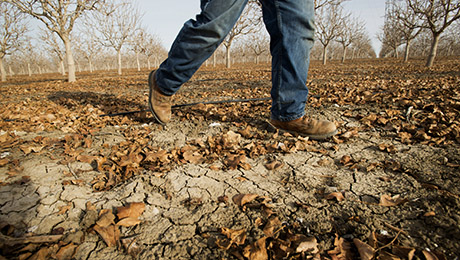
[0,58,459,259]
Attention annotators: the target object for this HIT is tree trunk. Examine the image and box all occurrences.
[404,39,411,63]
[255,55,259,64]
[9,66,14,76]
[322,46,328,65]
[426,33,440,67]
[27,62,32,76]
[226,46,231,69]
[60,59,65,75]
[136,52,141,72]
[0,56,6,82]
[117,49,122,75]
[89,59,93,73]
[63,37,76,82]
[147,57,151,69]
[341,46,347,63]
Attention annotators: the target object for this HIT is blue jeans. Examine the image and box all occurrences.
[155,0,315,121]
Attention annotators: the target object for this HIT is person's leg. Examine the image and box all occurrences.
[155,0,249,96]
[261,0,337,139]
[261,0,315,121]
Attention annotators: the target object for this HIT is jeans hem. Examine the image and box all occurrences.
[271,111,305,122]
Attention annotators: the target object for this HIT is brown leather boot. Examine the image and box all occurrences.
[270,115,337,140]
[148,71,172,125]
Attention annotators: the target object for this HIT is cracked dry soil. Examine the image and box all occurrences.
[1,58,460,259]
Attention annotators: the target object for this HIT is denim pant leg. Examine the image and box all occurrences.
[155,0,248,96]
[261,0,315,121]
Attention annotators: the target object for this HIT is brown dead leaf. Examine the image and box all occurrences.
[328,234,353,260]
[232,194,259,207]
[326,192,345,202]
[215,238,232,250]
[424,211,436,217]
[263,216,282,237]
[121,237,141,258]
[93,224,119,247]
[28,247,49,260]
[96,210,115,227]
[221,227,247,246]
[116,217,141,227]
[288,235,319,254]
[379,194,408,207]
[0,158,8,167]
[20,144,44,155]
[116,202,145,220]
[353,238,375,260]
[392,245,415,260]
[264,160,283,170]
[55,243,77,260]
[422,250,446,260]
[243,237,268,260]
[379,251,402,259]
[57,203,72,215]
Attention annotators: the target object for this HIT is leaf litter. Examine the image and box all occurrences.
[0,59,459,259]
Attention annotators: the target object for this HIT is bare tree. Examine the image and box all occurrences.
[74,28,102,73]
[0,3,28,82]
[336,15,366,63]
[405,0,460,67]
[89,0,142,75]
[142,33,165,70]
[316,4,348,65]
[223,0,262,68]
[246,31,269,64]
[40,29,66,75]
[378,17,404,58]
[389,0,423,62]
[3,0,104,82]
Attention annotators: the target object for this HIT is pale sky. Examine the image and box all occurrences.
[138,0,387,53]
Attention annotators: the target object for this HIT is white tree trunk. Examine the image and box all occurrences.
[341,47,347,63]
[27,62,32,76]
[404,39,411,63]
[0,57,6,82]
[60,59,66,75]
[63,37,76,82]
[322,46,328,65]
[89,59,93,73]
[147,58,151,69]
[117,49,122,75]
[426,33,440,67]
[136,52,141,72]
[226,46,231,69]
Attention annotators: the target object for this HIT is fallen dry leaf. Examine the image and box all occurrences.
[326,192,345,202]
[55,243,77,260]
[328,234,353,260]
[262,216,281,237]
[379,194,408,207]
[116,202,145,220]
[20,144,44,155]
[243,237,268,260]
[264,160,283,170]
[392,245,415,260]
[221,227,247,246]
[116,217,141,227]
[232,194,259,207]
[93,224,120,247]
[353,238,375,260]
[96,210,115,227]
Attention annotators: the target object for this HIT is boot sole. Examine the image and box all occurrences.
[148,70,166,125]
[268,121,338,140]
